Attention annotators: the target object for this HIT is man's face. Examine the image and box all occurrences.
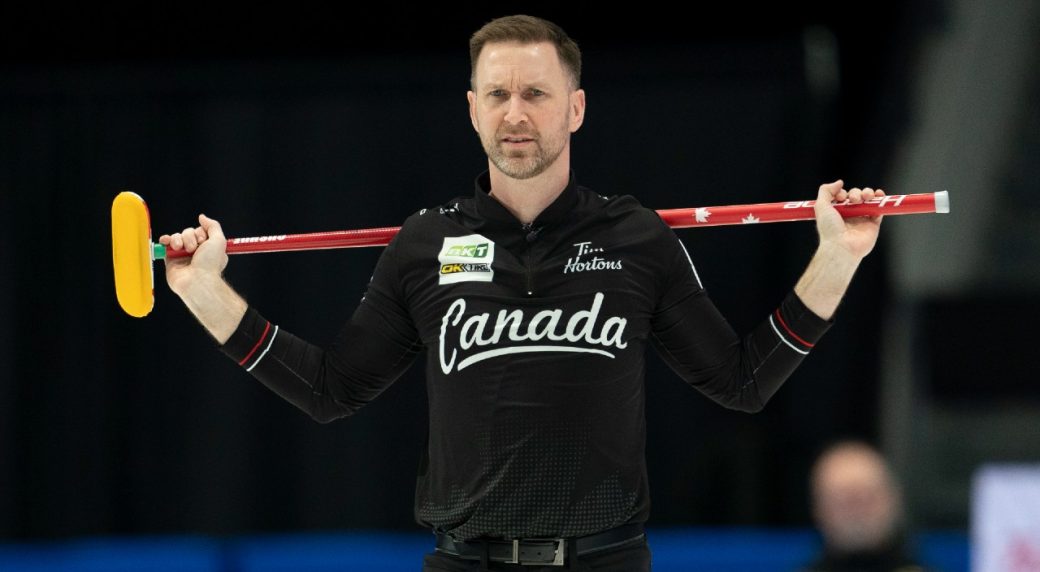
[468,41,585,180]
[812,448,900,552]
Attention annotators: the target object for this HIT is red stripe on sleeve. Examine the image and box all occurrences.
[774,309,814,348]
[238,321,271,366]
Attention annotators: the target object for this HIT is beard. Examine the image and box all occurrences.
[481,123,568,180]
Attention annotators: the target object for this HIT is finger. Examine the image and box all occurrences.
[170,233,183,251]
[847,188,863,203]
[875,188,885,197]
[181,226,199,252]
[194,226,208,244]
[158,234,171,246]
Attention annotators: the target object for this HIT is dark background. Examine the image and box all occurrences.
[0,2,952,539]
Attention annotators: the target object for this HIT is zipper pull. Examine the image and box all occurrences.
[521,222,543,243]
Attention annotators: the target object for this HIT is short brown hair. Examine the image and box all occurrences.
[469,15,582,90]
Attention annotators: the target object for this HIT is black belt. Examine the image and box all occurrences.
[434,523,645,566]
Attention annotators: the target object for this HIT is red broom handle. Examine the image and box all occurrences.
[164,191,948,258]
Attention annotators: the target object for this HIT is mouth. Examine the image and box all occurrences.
[501,136,536,146]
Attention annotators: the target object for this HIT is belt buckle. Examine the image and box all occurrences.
[506,538,566,566]
[548,539,565,566]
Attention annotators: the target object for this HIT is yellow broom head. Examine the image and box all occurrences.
[111,192,154,317]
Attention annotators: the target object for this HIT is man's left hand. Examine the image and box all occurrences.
[814,179,884,260]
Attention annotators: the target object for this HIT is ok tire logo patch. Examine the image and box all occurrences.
[438,234,495,285]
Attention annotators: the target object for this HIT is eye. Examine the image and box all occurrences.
[488,89,507,98]
[528,88,546,97]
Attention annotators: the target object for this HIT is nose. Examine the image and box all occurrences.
[503,95,528,125]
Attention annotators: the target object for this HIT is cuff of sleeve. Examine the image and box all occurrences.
[775,290,834,349]
[219,306,272,366]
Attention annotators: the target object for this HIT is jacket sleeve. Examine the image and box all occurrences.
[648,223,832,413]
[217,231,422,423]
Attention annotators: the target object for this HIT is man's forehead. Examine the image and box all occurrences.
[475,41,563,86]
[818,452,887,484]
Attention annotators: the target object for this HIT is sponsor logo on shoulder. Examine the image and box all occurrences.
[420,202,460,216]
[438,234,495,285]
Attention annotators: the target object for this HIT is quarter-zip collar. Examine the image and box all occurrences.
[473,169,580,232]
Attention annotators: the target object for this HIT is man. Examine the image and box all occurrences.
[160,15,884,571]
[803,441,927,572]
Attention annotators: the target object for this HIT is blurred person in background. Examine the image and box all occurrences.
[803,440,928,572]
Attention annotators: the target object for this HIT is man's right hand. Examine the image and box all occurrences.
[158,214,246,344]
[158,214,230,297]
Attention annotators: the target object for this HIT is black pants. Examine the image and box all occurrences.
[421,538,651,571]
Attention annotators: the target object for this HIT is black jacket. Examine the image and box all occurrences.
[219,170,832,540]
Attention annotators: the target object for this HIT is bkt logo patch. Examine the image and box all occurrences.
[439,234,495,285]
[445,243,489,258]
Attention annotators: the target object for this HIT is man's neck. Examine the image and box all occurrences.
[486,155,570,225]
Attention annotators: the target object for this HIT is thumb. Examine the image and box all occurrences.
[817,179,844,204]
[815,178,840,215]
[198,213,226,241]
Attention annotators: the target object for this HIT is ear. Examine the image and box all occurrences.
[569,88,586,133]
[467,90,479,133]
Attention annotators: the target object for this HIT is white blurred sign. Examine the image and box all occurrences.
[973,465,1040,572]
